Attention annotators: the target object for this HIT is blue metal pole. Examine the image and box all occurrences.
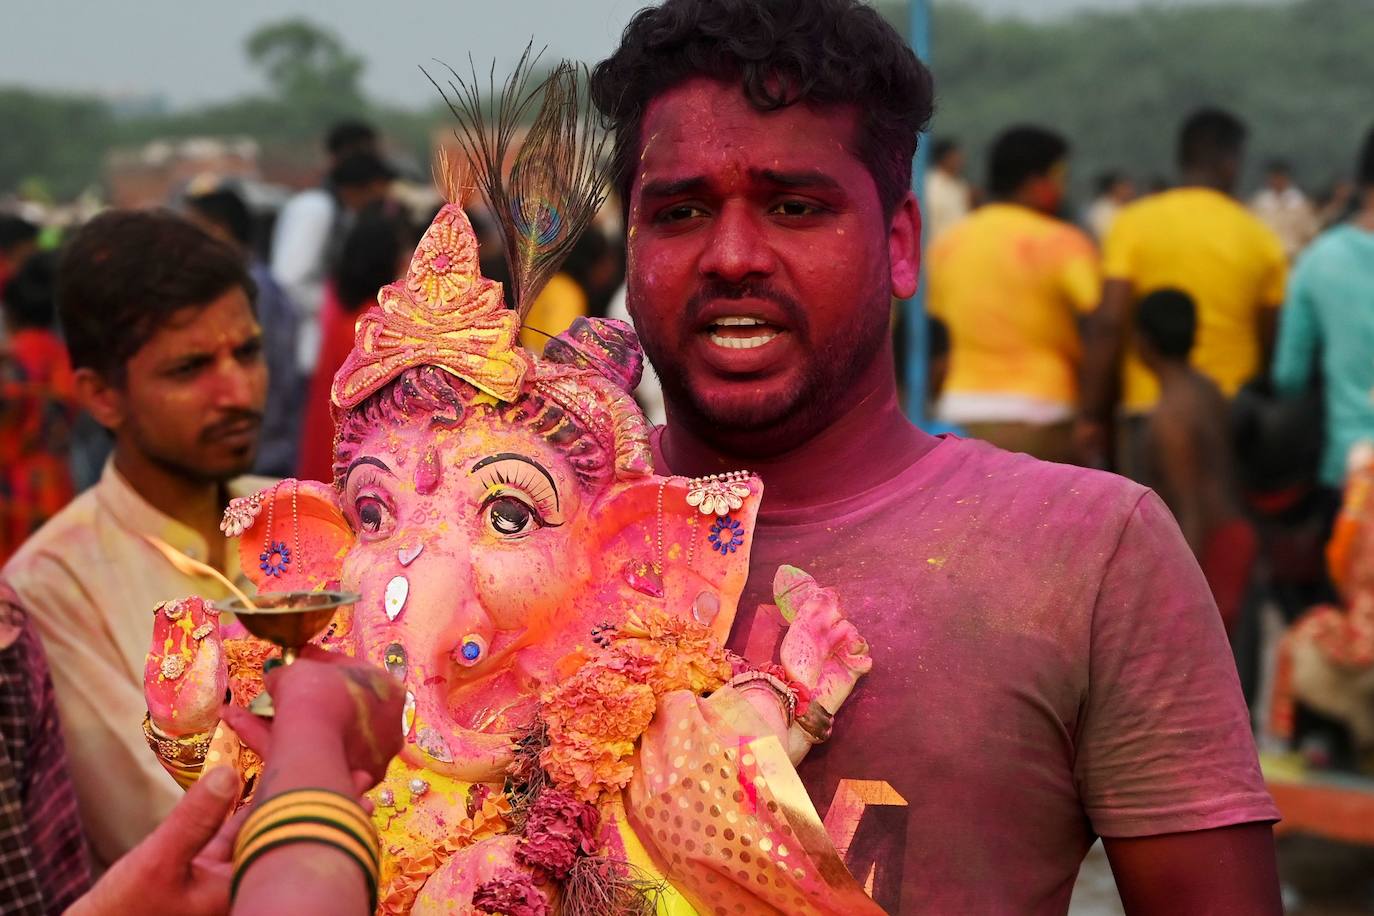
[904,0,932,424]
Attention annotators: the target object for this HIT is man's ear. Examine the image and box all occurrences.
[73,366,124,432]
[889,189,922,300]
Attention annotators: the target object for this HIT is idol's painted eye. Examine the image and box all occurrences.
[358,498,383,531]
[486,495,537,537]
[355,496,394,535]
[344,460,399,540]
[470,453,565,528]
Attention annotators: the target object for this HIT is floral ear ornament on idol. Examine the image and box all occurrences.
[225,480,353,597]
[257,480,298,578]
[620,471,761,639]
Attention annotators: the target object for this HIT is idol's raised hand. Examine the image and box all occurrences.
[144,596,228,738]
[776,565,873,718]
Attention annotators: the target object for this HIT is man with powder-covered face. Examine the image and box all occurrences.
[2,210,271,867]
[591,1,1282,913]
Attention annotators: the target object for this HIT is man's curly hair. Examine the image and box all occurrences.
[590,0,935,217]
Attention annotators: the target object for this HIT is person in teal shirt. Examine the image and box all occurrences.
[1273,126,1374,489]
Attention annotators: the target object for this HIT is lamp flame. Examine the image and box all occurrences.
[141,535,258,610]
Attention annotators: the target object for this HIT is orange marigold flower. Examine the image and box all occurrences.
[613,609,731,696]
[224,636,280,707]
[542,665,654,744]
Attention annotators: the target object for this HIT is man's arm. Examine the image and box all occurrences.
[1270,260,1316,396]
[1152,413,1208,555]
[1104,823,1281,916]
[1076,491,1281,912]
[1076,278,1133,464]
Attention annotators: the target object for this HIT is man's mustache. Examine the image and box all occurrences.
[683,280,810,335]
[200,410,263,444]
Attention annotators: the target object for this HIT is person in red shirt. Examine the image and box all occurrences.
[295,202,411,483]
[590,1,1281,912]
[0,251,77,564]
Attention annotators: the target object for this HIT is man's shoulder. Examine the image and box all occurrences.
[3,486,103,578]
[276,189,335,229]
[1037,213,1096,255]
[282,187,333,212]
[919,437,1149,529]
[929,206,984,251]
[1232,200,1286,248]
[1113,191,1169,225]
[1300,224,1365,267]
[1,487,107,622]
[1120,187,1229,222]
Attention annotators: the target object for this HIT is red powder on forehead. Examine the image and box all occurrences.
[415,443,442,495]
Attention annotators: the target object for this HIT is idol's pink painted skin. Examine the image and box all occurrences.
[142,202,875,914]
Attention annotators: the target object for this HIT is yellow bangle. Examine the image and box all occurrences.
[236,789,375,852]
[231,789,379,910]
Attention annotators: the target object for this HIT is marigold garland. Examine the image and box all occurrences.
[538,607,731,803]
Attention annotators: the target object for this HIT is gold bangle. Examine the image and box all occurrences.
[725,670,797,725]
[796,702,834,745]
[142,713,212,766]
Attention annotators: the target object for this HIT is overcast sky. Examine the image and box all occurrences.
[2,0,1288,109]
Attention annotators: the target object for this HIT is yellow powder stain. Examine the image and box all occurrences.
[926,557,946,569]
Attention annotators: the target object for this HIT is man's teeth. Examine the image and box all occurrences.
[707,316,779,349]
[709,330,779,349]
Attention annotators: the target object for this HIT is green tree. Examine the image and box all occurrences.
[0,89,114,200]
[244,18,366,115]
[881,0,1374,202]
[108,19,382,173]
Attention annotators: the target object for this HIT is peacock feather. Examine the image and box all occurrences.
[428,44,613,322]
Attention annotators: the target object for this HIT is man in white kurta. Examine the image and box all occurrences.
[2,209,271,866]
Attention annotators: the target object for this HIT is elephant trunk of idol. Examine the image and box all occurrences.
[362,590,516,783]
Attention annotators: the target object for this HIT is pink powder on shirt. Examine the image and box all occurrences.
[661,432,1275,914]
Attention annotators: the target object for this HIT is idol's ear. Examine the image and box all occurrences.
[587,473,763,644]
[225,480,353,593]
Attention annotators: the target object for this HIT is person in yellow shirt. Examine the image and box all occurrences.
[1079,108,1287,474]
[520,272,589,351]
[928,125,1100,463]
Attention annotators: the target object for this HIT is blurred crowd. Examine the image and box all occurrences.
[921,109,1374,778]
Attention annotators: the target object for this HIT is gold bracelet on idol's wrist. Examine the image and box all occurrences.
[796,702,835,745]
[725,670,798,725]
[232,788,380,911]
[142,713,212,767]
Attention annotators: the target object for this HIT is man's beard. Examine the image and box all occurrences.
[634,280,891,454]
[129,410,261,485]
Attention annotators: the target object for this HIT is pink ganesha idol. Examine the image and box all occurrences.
[142,67,878,916]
